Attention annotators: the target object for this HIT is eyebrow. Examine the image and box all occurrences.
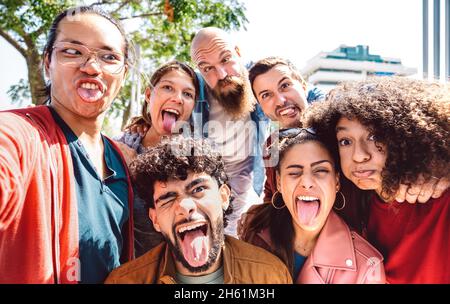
[336,126,347,133]
[185,178,208,191]
[59,39,119,52]
[155,191,178,205]
[278,76,290,86]
[197,50,232,68]
[219,50,231,59]
[285,160,333,169]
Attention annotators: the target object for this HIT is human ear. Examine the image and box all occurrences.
[149,208,161,232]
[276,172,281,192]
[219,184,231,211]
[145,86,152,103]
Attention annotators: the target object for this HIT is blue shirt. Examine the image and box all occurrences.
[50,108,129,284]
[293,252,307,280]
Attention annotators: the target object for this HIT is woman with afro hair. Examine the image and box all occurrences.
[303,76,449,283]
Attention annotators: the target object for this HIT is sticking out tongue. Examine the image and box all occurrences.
[77,87,103,102]
[162,112,177,133]
[296,199,320,226]
[180,228,210,267]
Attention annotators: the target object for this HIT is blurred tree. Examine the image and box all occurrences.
[0,0,248,132]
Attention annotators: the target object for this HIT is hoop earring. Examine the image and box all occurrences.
[334,191,346,211]
[271,191,286,209]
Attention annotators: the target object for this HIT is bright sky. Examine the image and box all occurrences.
[0,0,422,110]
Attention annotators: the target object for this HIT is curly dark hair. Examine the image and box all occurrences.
[303,76,450,199]
[129,136,233,227]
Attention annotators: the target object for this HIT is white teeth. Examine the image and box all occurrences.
[80,82,100,90]
[178,222,205,234]
[297,195,319,202]
[163,109,180,115]
[279,107,295,116]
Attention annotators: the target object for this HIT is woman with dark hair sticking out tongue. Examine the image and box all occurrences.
[239,128,386,283]
[115,60,199,258]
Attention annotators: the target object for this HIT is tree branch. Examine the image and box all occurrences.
[119,12,163,20]
[0,28,27,58]
[89,0,114,7]
[112,0,133,14]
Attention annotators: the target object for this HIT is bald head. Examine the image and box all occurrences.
[190,27,238,63]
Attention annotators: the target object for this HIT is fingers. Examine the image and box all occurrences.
[432,176,450,199]
[404,183,421,204]
[395,184,408,203]
[416,179,435,203]
[136,125,148,137]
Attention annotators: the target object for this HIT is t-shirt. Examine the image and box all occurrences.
[293,252,307,280]
[367,190,450,283]
[176,267,224,284]
[51,108,129,284]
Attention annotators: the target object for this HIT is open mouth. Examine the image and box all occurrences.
[295,195,321,226]
[278,106,299,118]
[176,222,210,267]
[161,108,180,133]
[76,80,106,103]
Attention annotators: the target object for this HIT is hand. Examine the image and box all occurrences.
[395,174,449,204]
[124,117,150,137]
[115,142,138,166]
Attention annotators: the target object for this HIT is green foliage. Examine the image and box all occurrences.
[6,78,31,107]
[1,0,248,134]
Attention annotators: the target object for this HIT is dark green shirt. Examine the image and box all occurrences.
[50,108,129,284]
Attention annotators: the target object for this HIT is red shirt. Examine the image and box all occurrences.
[367,190,450,283]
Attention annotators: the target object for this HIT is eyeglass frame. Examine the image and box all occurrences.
[51,42,127,74]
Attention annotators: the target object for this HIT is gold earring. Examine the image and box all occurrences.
[334,191,346,211]
[271,191,286,209]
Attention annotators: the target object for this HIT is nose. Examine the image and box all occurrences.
[298,173,314,190]
[177,197,197,218]
[274,92,287,107]
[80,54,102,75]
[216,66,228,80]
[352,141,371,163]
[171,90,184,104]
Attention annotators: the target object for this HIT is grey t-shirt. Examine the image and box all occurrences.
[176,267,224,284]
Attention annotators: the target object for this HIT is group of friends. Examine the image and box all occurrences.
[0,6,449,284]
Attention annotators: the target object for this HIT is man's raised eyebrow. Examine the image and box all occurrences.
[155,191,177,204]
[185,177,208,191]
[278,76,290,87]
[219,50,231,59]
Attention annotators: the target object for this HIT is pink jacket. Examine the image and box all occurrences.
[253,211,386,284]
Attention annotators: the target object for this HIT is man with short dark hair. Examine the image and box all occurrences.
[105,136,292,284]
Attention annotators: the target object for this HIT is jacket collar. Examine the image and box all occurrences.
[310,211,357,271]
